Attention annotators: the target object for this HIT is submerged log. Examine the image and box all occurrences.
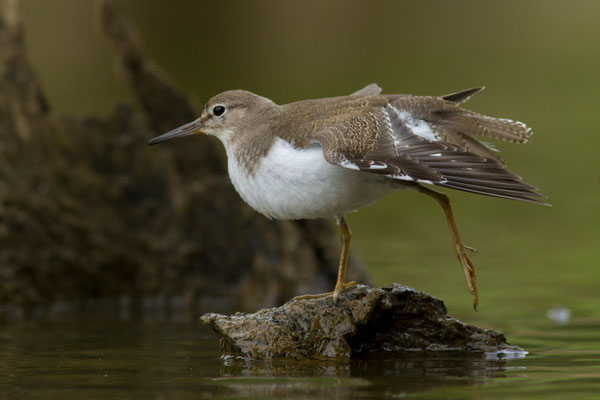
[201,284,524,360]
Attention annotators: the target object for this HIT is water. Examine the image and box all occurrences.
[1,316,599,399]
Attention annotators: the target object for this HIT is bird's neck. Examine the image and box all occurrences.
[222,120,279,177]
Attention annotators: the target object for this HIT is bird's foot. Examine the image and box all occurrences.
[457,247,479,311]
[333,280,357,302]
[291,281,357,303]
[291,292,330,301]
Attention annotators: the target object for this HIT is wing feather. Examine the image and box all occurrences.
[441,87,484,105]
[280,88,546,204]
[351,83,382,96]
[383,104,545,203]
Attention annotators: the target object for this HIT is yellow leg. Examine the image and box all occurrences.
[292,215,356,302]
[332,216,357,301]
[417,185,479,310]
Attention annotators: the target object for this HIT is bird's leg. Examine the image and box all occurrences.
[291,215,356,302]
[417,185,479,310]
[332,215,357,301]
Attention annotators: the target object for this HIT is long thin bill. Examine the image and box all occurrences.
[148,120,200,145]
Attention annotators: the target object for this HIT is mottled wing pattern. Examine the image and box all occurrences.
[283,87,545,204]
[313,108,444,183]
[281,95,388,148]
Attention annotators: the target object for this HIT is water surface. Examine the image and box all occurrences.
[2,316,598,399]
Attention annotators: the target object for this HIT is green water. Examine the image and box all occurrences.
[2,317,599,399]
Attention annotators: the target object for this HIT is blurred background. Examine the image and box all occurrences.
[2,1,599,398]
[19,0,599,328]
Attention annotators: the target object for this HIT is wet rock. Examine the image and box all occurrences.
[201,284,524,360]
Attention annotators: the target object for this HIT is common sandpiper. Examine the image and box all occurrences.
[149,84,546,309]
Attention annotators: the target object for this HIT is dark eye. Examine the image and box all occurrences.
[212,105,225,116]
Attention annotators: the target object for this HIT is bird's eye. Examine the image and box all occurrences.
[212,105,226,116]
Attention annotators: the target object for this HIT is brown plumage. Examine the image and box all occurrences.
[149,84,547,309]
[279,85,543,204]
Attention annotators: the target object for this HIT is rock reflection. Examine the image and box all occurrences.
[218,353,514,398]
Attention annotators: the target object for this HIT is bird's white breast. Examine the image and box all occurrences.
[226,138,396,220]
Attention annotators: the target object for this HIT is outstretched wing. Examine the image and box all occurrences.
[287,90,545,204]
[382,104,544,203]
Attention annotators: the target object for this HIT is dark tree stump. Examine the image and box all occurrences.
[0,0,367,317]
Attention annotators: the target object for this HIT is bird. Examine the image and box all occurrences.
[149,83,546,310]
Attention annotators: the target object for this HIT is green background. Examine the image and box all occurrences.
[20,0,600,330]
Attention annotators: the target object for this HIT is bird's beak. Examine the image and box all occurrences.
[148,119,202,145]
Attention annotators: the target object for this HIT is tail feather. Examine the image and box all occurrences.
[437,110,533,144]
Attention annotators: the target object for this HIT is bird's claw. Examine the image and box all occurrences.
[332,281,357,302]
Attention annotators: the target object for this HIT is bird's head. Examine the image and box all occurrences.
[148,90,277,146]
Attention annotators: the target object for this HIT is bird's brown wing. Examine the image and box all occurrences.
[390,89,533,165]
[286,92,545,204]
[310,106,445,183]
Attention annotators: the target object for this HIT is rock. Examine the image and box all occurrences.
[201,284,524,360]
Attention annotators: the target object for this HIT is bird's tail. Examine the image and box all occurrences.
[438,111,533,144]
[438,87,533,144]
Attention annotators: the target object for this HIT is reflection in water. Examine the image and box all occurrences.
[219,353,514,398]
[1,316,599,399]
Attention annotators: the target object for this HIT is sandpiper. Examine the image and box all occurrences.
[149,84,545,309]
